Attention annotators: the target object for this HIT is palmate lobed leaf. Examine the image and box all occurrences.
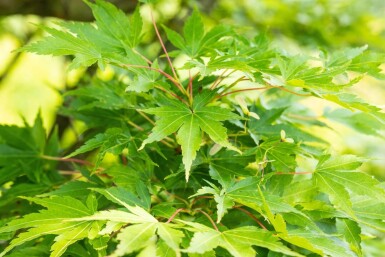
[139,92,241,180]
[0,196,96,257]
[182,220,302,257]
[21,0,143,70]
[164,9,232,58]
[313,155,385,219]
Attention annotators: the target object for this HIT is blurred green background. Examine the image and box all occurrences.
[0,0,384,174]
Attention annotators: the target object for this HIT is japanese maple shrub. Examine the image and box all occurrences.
[0,0,385,256]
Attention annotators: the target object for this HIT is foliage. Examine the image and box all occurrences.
[1,0,385,256]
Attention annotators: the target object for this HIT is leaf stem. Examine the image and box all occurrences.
[132,49,153,64]
[190,195,214,208]
[197,210,219,231]
[150,11,179,82]
[265,82,312,97]
[188,70,193,105]
[210,69,229,89]
[233,206,267,230]
[166,208,187,223]
[137,110,156,125]
[220,76,249,93]
[216,87,269,98]
[127,120,144,131]
[155,85,189,105]
[40,155,94,167]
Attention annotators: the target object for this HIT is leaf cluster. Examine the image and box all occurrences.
[1,1,385,256]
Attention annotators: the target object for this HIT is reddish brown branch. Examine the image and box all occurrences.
[210,69,230,89]
[150,11,179,82]
[154,86,189,105]
[190,195,214,207]
[188,70,193,104]
[197,210,219,231]
[265,82,312,97]
[166,208,186,223]
[233,206,267,230]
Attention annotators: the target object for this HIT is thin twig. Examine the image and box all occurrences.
[127,120,144,131]
[266,83,312,97]
[132,49,153,65]
[210,69,229,89]
[137,110,155,125]
[233,206,267,230]
[155,86,189,105]
[188,70,193,104]
[166,208,186,223]
[197,210,219,231]
[150,11,179,82]
[190,195,214,208]
[216,87,269,98]
[220,76,250,93]
[41,155,94,166]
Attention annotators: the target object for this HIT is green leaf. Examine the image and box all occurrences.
[257,140,300,172]
[0,113,58,183]
[316,154,364,172]
[176,115,201,180]
[92,187,150,211]
[157,223,184,250]
[314,171,355,218]
[318,93,385,122]
[164,11,231,58]
[50,222,93,257]
[163,26,186,51]
[66,128,131,167]
[183,9,204,57]
[336,218,362,256]
[314,155,385,216]
[70,209,155,224]
[324,109,385,138]
[0,196,96,257]
[193,184,234,223]
[156,240,177,257]
[113,223,158,256]
[22,0,144,69]
[140,94,240,180]
[282,229,356,257]
[85,0,142,48]
[186,224,302,257]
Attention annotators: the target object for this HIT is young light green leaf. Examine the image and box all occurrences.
[50,222,93,257]
[92,187,150,211]
[315,155,385,209]
[69,209,156,224]
[314,172,356,218]
[336,218,362,256]
[113,223,158,256]
[187,225,302,257]
[156,223,184,250]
